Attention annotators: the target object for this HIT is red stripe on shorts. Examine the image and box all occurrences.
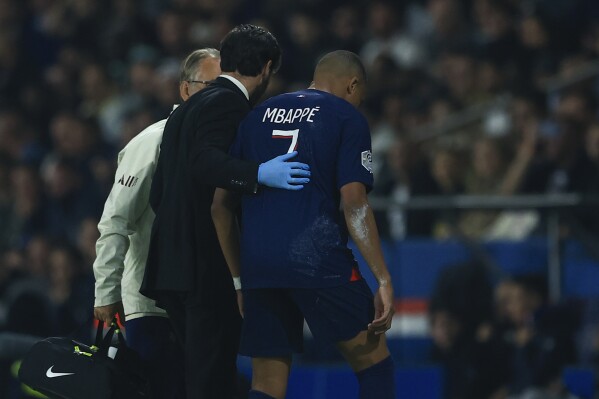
[350,267,362,282]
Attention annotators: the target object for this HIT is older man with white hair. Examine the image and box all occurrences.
[93,48,221,398]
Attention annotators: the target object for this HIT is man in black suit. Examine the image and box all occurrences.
[141,25,310,399]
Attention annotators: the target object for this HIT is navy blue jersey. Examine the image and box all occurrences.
[231,89,374,289]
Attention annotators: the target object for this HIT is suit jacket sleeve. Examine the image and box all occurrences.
[189,90,259,193]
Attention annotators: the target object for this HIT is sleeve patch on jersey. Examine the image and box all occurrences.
[361,150,373,174]
[118,174,140,187]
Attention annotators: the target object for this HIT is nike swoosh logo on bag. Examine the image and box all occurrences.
[46,366,75,378]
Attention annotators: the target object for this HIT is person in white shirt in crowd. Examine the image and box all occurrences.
[93,48,221,399]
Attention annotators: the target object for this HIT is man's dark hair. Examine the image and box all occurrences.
[219,24,281,77]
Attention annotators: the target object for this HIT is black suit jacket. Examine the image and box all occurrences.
[141,77,258,300]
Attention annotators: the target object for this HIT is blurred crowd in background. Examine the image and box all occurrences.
[427,262,592,399]
[1,0,599,398]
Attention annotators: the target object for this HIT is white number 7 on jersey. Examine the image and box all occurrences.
[272,129,299,153]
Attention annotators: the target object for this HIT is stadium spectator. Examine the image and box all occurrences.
[156,9,190,57]
[425,0,470,56]
[438,49,483,106]
[429,147,464,197]
[429,262,510,399]
[42,158,102,243]
[370,91,404,170]
[428,146,465,237]
[48,244,94,336]
[78,63,130,146]
[99,0,156,61]
[8,165,47,247]
[500,275,579,398]
[361,1,427,69]
[458,132,538,239]
[374,138,439,238]
[523,117,598,194]
[329,5,363,54]
[77,217,99,271]
[281,10,328,86]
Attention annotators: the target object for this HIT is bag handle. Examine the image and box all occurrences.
[94,319,128,355]
[114,327,126,347]
[94,320,105,347]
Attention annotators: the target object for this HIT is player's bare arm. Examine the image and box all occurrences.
[340,182,394,335]
[212,187,244,316]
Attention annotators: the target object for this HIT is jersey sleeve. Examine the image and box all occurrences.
[336,111,374,192]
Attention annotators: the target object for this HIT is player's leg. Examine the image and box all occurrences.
[291,279,396,399]
[240,288,303,399]
[336,329,390,370]
[249,357,291,399]
[125,316,185,399]
[336,331,395,399]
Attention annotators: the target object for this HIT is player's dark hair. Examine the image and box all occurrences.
[219,24,282,77]
[347,51,367,82]
[315,50,367,82]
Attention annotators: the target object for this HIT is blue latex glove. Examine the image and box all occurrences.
[258,151,311,190]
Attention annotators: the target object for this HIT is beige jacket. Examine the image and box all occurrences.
[93,117,168,321]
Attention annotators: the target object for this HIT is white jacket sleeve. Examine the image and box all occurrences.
[93,140,156,307]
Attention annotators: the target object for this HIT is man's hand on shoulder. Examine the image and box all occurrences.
[94,301,125,325]
[257,151,311,190]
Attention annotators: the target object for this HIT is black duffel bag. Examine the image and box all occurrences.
[18,320,151,399]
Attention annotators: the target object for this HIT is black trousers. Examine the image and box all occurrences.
[160,284,243,399]
[125,316,184,399]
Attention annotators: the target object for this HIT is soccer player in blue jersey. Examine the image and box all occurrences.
[212,50,396,399]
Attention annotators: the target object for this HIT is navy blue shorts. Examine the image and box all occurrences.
[239,279,374,357]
